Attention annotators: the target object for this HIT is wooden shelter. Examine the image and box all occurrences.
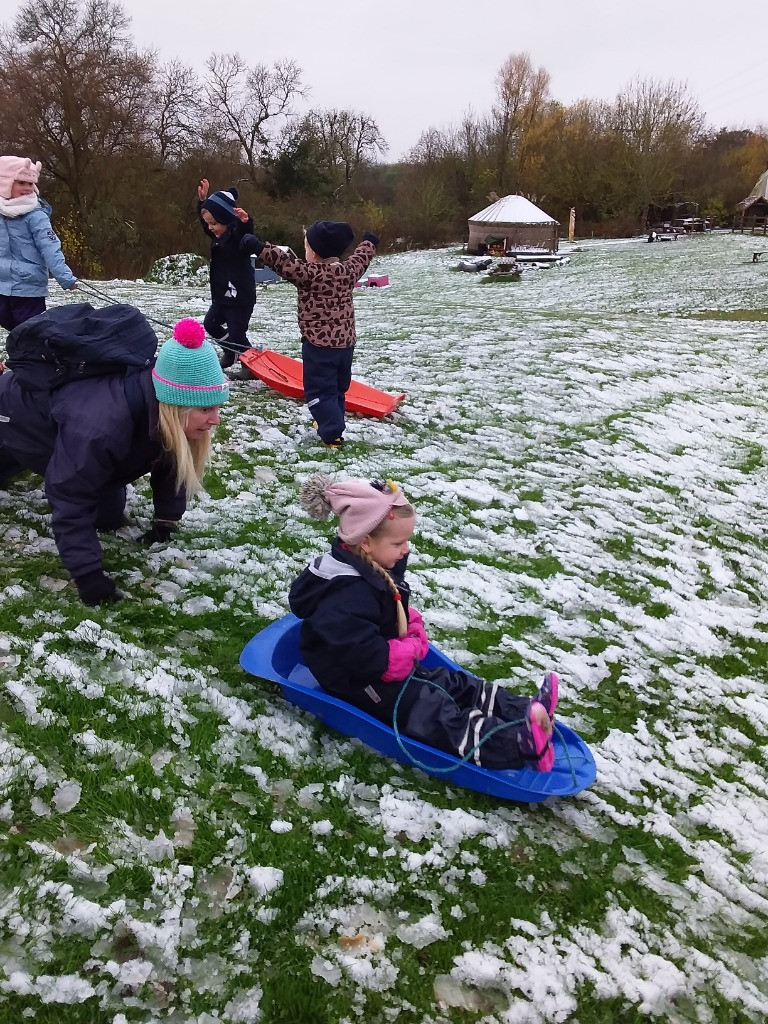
[467,195,559,255]
[734,168,768,234]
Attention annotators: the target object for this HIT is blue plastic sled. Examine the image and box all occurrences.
[240,615,596,803]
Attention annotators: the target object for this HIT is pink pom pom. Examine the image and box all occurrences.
[173,318,205,348]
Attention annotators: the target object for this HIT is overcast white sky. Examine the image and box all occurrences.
[6,0,768,158]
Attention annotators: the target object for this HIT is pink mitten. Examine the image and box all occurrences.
[381,636,422,682]
[406,607,429,660]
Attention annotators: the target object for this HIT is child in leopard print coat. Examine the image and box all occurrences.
[238,214,379,448]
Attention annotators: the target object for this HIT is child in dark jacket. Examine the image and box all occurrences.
[197,179,257,369]
[289,475,559,771]
[238,218,379,448]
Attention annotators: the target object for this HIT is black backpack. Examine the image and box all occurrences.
[6,302,158,394]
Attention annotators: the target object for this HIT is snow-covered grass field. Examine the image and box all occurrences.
[1,232,767,1023]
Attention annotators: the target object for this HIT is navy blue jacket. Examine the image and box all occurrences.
[0,368,186,577]
[198,202,256,307]
[288,540,420,726]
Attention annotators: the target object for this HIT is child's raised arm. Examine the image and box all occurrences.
[233,206,250,223]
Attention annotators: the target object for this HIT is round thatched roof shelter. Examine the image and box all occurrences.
[467,195,559,254]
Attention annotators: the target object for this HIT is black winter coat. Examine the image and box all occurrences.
[288,539,421,726]
[198,203,256,307]
[0,368,185,578]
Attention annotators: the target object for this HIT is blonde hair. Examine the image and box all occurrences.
[157,402,212,500]
[348,505,414,637]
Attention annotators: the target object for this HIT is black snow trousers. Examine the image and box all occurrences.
[400,667,534,770]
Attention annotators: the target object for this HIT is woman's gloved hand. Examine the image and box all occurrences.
[74,570,124,606]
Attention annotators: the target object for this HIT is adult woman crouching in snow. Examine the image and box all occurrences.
[0,318,229,605]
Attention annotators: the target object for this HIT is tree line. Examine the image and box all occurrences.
[2,0,766,278]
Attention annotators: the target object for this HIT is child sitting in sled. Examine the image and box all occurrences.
[289,474,558,771]
[235,212,379,449]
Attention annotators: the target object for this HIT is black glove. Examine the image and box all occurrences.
[240,233,265,256]
[75,570,123,606]
[138,521,178,546]
[362,231,380,247]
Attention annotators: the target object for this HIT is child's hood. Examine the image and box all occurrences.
[290,542,402,619]
[289,549,363,619]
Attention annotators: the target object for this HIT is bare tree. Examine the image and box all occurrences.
[407,111,494,214]
[338,111,388,186]
[408,126,453,165]
[610,77,704,227]
[409,112,484,166]
[0,0,156,214]
[491,53,551,193]
[305,108,387,189]
[151,60,200,167]
[203,53,305,182]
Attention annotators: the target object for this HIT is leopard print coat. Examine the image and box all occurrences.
[258,240,375,348]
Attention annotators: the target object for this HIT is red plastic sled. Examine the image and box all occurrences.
[355,274,390,288]
[238,348,405,418]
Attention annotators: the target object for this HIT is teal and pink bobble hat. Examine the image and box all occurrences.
[152,319,230,407]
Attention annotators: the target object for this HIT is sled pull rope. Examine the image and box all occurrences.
[77,281,175,331]
[78,281,255,355]
[392,672,580,784]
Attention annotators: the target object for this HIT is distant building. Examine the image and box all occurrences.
[467,195,559,255]
[734,168,768,234]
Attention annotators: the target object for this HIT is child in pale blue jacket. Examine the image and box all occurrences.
[0,155,78,331]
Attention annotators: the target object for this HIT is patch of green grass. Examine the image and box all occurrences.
[578,658,654,738]
[0,1000,112,1024]
[518,487,544,502]
[731,439,764,474]
[705,632,768,679]
[592,569,672,619]
[584,636,610,656]
[510,554,564,577]
[729,925,768,960]
[685,308,768,321]
[603,534,635,559]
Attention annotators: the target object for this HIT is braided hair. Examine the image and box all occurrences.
[355,545,409,637]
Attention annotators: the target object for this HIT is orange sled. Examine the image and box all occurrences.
[238,348,405,418]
